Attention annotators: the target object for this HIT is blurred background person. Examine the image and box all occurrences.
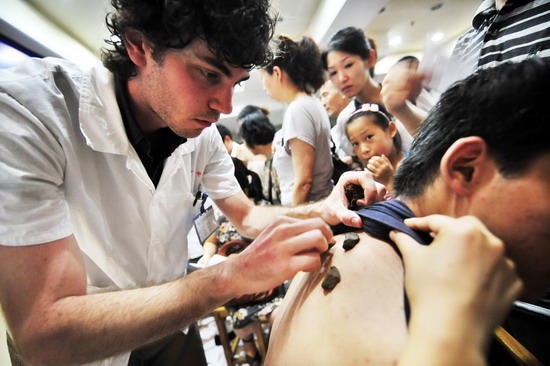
[238,109,281,205]
[260,35,333,206]
[216,123,257,166]
[319,79,351,126]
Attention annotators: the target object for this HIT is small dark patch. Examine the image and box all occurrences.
[321,266,341,293]
[343,232,360,251]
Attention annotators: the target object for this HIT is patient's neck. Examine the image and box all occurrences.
[397,180,454,219]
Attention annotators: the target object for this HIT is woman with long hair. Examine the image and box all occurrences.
[259,36,333,205]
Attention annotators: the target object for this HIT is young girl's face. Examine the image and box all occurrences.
[346,115,397,164]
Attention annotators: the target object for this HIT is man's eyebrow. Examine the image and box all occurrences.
[199,55,232,77]
[238,74,251,84]
[197,54,250,84]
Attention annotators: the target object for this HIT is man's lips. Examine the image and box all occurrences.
[194,117,218,126]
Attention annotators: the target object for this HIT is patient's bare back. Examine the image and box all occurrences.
[265,231,408,365]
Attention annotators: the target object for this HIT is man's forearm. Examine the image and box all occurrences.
[238,201,324,239]
[16,264,236,365]
[389,100,427,137]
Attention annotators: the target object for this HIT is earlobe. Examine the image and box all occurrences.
[123,29,149,67]
[440,137,489,196]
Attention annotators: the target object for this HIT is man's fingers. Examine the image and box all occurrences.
[337,210,362,228]
[336,171,378,206]
[355,181,386,207]
[289,250,324,273]
[286,227,332,254]
[403,214,456,234]
[405,215,498,246]
[389,230,422,260]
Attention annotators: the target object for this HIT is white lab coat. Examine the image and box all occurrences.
[0,58,240,365]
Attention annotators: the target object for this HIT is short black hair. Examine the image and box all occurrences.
[321,27,373,70]
[263,35,325,94]
[102,0,276,79]
[396,55,419,64]
[216,124,232,141]
[237,105,269,122]
[239,111,276,148]
[394,58,550,199]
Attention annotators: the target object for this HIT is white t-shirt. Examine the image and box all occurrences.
[0,58,241,366]
[273,95,333,206]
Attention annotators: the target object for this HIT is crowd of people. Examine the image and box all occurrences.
[0,0,549,365]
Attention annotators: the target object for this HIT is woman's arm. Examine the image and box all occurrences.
[198,231,218,265]
[289,138,315,205]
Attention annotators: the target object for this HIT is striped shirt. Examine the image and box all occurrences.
[451,0,550,74]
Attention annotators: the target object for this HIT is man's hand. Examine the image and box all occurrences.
[380,61,428,135]
[317,171,386,228]
[381,61,425,113]
[225,216,333,296]
[390,215,522,352]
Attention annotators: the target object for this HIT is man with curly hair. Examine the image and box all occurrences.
[0,1,382,365]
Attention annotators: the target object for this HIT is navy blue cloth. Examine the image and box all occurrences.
[356,199,432,246]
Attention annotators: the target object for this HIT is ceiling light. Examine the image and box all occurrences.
[389,36,402,47]
[431,32,444,43]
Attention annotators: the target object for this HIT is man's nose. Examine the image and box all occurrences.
[209,87,233,115]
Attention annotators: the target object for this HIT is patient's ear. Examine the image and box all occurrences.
[440,137,491,196]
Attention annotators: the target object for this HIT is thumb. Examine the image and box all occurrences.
[339,210,362,228]
[389,230,421,261]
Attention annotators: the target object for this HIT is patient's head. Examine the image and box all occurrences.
[394,58,550,298]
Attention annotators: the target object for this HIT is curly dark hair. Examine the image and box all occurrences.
[102,0,276,79]
[263,35,325,94]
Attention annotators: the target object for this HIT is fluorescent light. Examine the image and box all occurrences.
[389,36,402,47]
[431,32,444,43]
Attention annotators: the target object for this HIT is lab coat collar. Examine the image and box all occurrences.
[77,64,197,158]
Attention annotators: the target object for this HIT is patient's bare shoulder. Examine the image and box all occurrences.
[266,231,408,366]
